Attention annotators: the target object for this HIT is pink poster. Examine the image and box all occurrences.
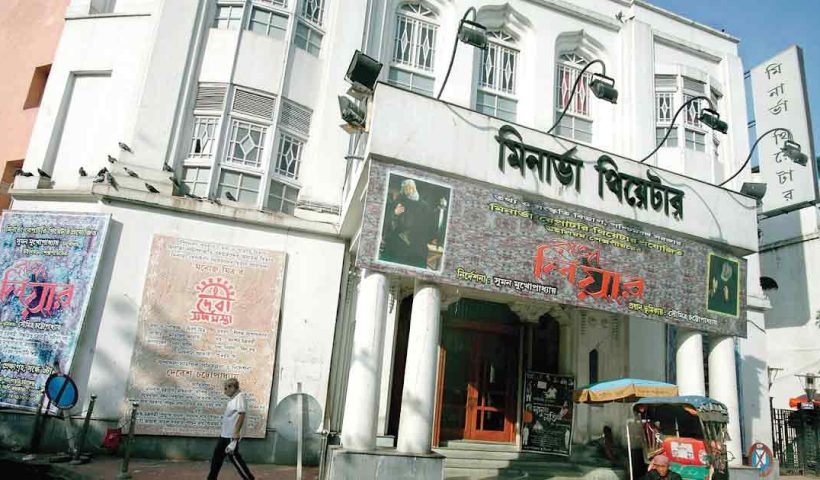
[125,236,286,438]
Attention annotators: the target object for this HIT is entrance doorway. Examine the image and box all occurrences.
[435,300,519,445]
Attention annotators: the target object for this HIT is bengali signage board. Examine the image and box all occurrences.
[0,212,110,410]
[124,236,286,438]
[522,371,575,456]
[750,45,818,215]
[356,160,747,337]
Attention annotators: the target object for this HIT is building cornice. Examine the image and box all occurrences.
[759,231,820,253]
[632,0,740,43]
[523,0,622,32]
[653,32,724,63]
[9,186,342,239]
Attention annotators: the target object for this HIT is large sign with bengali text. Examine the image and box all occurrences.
[0,212,110,409]
[124,236,286,438]
[357,161,747,336]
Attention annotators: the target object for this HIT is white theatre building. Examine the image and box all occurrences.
[0,0,776,478]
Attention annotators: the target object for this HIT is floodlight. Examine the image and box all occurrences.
[338,95,365,132]
[345,50,383,98]
[590,73,618,104]
[457,19,488,49]
[783,139,808,166]
[740,182,767,201]
[699,108,728,134]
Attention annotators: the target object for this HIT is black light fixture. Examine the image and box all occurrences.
[740,182,767,205]
[345,50,383,99]
[590,73,618,104]
[640,95,727,163]
[699,108,728,134]
[783,139,808,166]
[717,127,805,187]
[546,59,617,136]
[338,95,366,133]
[457,19,488,49]
[437,7,487,99]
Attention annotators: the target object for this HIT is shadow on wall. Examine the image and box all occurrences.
[761,217,811,330]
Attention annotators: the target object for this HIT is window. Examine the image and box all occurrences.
[226,119,267,168]
[555,53,592,142]
[300,0,325,26]
[248,6,288,38]
[393,4,437,71]
[656,91,674,123]
[182,166,211,197]
[387,67,434,95]
[655,127,678,148]
[683,94,703,128]
[275,133,304,178]
[214,4,243,30]
[685,129,705,152]
[267,179,299,214]
[476,91,516,122]
[190,117,219,158]
[217,170,261,204]
[295,22,322,55]
[588,349,599,384]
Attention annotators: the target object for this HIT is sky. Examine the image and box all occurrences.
[647,0,819,157]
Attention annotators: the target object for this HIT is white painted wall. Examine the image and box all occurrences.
[11,198,345,427]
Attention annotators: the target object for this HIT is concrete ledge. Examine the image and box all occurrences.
[327,447,444,480]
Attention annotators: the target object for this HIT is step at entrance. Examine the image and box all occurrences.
[434,441,626,480]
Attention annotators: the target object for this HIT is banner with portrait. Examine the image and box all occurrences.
[124,236,286,438]
[357,161,747,336]
[0,212,110,409]
[522,371,575,456]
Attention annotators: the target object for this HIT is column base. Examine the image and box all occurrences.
[327,447,444,480]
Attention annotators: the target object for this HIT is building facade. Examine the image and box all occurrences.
[0,0,774,478]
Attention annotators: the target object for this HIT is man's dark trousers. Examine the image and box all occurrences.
[208,437,255,480]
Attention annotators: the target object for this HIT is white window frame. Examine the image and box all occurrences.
[654,77,677,149]
[685,128,706,152]
[189,116,220,160]
[266,177,300,214]
[555,53,593,143]
[225,118,268,169]
[479,31,518,95]
[247,4,288,38]
[216,168,263,205]
[389,3,437,96]
[300,0,325,27]
[214,3,244,30]
[295,20,323,56]
[181,166,212,198]
[273,131,305,179]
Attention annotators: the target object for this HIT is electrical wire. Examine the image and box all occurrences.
[717,128,792,187]
[437,7,478,100]
[546,59,607,136]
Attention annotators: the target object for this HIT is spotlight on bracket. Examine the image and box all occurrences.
[457,19,488,49]
[345,50,383,99]
[782,139,808,166]
[338,95,366,134]
[590,73,619,104]
[741,182,767,205]
[699,108,728,134]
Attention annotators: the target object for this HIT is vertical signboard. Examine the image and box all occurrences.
[125,236,286,438]
[750,45,818,215]
[522,371,575,456]
[0,212,109,409]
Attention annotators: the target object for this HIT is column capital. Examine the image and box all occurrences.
[440,293,460,310]
[509,301,548,323]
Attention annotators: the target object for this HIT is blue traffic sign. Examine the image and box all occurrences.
[45,373,78,410]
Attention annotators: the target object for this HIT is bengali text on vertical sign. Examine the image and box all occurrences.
[124,236,286,438]
[750,45,818,215]
[0,212,110,410]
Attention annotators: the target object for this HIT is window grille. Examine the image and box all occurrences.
[683,94,702,128]
[232,89,275,120]
[656,92,674,123]
[217,169,261,205]
[300,0,324,26]
[479,32,517,94]
[393,3,437,71]
[279,99,312,136]
[226,119,266,168]
[556,54,591,116]
[275,133,304,179]
[190,117,219,158]
[267,179,300,214]
[195,84,227,111]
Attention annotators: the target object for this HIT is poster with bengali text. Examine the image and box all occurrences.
[0,212,110,410]
[125,236,285,438]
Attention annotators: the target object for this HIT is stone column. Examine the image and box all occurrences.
[341,270,391,451]
[675,329,706,396]
[708,336,743,466]
[557,317,574,375]
[396,280,442,454]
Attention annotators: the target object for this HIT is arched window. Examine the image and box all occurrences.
[388,3,438,96]
[588,348,599,383]
[555,52,593,143]
[476,31,518,122]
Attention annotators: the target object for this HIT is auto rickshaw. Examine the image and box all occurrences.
[631,396,730,480]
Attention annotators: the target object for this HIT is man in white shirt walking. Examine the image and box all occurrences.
[208,378,255,480]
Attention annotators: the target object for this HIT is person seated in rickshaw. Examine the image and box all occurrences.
[645,455,682,480]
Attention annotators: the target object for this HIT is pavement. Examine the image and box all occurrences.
[1,451,319,479]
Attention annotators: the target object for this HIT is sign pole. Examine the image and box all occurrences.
[117,401,139,480]
[296,382,303,480]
